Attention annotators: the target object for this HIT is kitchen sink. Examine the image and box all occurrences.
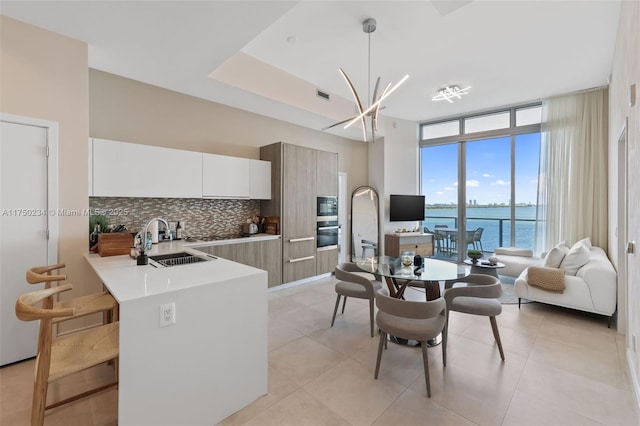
[148,251,212,267]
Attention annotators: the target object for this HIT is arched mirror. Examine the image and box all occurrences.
[351,186,380,261]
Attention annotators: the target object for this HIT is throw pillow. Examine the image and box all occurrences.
[571,237,592,250]
[527,266,566,291]
[544,246,569,268]
[559,243,591,275]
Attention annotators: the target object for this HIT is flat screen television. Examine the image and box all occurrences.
[389,194,425,222]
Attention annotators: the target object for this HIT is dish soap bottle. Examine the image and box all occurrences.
[175,221,182,240]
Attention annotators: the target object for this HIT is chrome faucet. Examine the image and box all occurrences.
[136,217,170,265]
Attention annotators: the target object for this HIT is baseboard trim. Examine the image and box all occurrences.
[268,273,333,293]
[627,348,640,410]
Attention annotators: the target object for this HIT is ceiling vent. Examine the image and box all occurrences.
[316,89,330,101]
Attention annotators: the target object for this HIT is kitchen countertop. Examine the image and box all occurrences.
[85,235,275,303]
[182,232,280,248]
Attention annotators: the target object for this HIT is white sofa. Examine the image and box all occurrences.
[514,245,617,324]
[492,247,543,277]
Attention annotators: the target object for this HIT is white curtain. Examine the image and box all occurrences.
[536,88,609,252]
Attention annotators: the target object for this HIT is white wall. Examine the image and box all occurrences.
[608,0,640,405]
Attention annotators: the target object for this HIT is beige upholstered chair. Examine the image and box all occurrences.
[442,274,504,365]
[15,284,119,426]
[332,262,382,337]
[26,263,118,324]
[374,289,446,397]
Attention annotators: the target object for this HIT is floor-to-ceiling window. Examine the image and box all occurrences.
[420,104,541,261]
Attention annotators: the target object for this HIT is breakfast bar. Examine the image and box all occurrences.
[85,241,268,426]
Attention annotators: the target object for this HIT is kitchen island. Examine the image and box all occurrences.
[85,240,267,426]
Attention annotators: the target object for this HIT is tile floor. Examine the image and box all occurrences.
[1,275,639,425]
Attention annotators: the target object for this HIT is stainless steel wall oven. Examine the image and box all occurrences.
[317,217,338,250]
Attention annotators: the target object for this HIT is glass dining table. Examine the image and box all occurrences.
[356,256,469,301]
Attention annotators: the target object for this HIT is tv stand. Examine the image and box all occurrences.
[385,233,434,257]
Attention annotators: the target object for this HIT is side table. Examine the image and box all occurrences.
[463,259,505,278]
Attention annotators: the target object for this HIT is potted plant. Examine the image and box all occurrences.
[467,249,483,263]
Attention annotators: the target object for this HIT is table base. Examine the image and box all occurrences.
[389,333,442,347]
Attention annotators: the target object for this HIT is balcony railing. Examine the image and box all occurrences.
[424,215,537,256]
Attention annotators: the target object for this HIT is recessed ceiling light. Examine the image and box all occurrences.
[432,85,471,103]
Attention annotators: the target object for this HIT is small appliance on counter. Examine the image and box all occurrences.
[243,222,258,235]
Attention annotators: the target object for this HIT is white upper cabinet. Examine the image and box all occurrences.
[92,138,203,198]
[202,153,250,198]
[249,159,271,200]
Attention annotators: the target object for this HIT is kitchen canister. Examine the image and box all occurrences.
[148,221,159,244]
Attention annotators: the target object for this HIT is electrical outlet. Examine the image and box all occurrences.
[159,302,176,328]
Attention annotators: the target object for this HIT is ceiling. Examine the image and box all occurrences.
[1,1,621,141]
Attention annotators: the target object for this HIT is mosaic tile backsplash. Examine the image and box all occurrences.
[90,197,260,239]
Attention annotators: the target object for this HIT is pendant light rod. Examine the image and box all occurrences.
[327,17,409,142]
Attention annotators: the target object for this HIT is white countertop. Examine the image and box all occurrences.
[85,237,271,303]
[182,233,280,248]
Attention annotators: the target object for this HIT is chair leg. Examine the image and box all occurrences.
[489,316,505,361]
[374,332,386,379]
[421,343,432,397]
[518,298,521,309]
[341,296,347,314]
[331,294,341,327]
[442,316,448,367]
[32,354,51,426]
[369,298,375,337]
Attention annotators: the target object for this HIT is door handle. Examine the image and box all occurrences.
[627,241,636,254]
[289,236,314,243]
[288,255,315,263]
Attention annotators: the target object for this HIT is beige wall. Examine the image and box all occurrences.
[0,16,101,331]
[88,70,370,259]
[608,0,640,405]
[89,69,367,185]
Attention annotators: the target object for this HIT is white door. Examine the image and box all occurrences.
[0,115,58,366]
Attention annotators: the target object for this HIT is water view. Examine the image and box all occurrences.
[423,205,537,254]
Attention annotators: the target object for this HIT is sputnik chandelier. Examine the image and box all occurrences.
[323,18,409,142]
[432,85,472,103]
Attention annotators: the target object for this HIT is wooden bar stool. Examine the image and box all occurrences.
[26,263,118,324]
[15,284,119,426]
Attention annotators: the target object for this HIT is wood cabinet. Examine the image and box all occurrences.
[91,138,202,198]
[316,150,338,196]
[385,234,434,257]
[202,153,250,198]
[198,238,282,287]
[316,248,339,275]
[260,143,338,285]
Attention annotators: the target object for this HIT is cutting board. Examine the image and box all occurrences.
[265,216,280,235]
[95,232,134,257]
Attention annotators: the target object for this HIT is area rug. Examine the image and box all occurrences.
[498,276,532,305]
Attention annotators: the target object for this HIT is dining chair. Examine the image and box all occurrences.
[473,227,484,252]
[332,262,382,337]
[434,224,450,253]
[424,227,445,254]
[374,289,446,397]
[465,229,476,251]
[442,274,504,366]
[361,239,378,258]
[15,284,119,426]
[26,263,118,325]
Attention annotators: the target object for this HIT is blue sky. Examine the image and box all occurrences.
[420,133,540,206]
